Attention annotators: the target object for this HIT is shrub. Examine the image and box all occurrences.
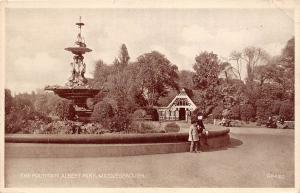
[164,122,180,133]
[211,105,223,119]
[240,104,255,122]
[279,100,294,121]
[54,99,75,120]
[141,122,155,131]
[81,123,107,134]
[222,109,230,118]
[135,122,157,133]
[5,106,52,134]
[144,107,159,121]
[255,99,273,123]
[271,100,282,115]
[228,105,240,120]
[108,106,132,132]
[90,101,114,124]
[132,109,147,119]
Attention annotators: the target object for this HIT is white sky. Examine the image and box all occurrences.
[5,8,294,94]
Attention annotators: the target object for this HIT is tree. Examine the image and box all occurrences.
[193,51,220,89]
[254,62,281,86]
[260,82,284,100]
[219,62,239,83]
[178,70,195,90]
[106,67,139,113]
[112,44,130,72]
[158,89,178,106]
[240,104,255,122]
[228,105,241,120]
[34,93,48,113]
[92,59,113,89]
[229,51,243,80]
[192,51,222,111]
[13,93,34,111]
[255,98,273,123]
[231,47,269,82]
[280,37,294,69]
[279,37,294,100]
[136,51,179,106]
[5,89,14,114]
[118,44,130,69]
[211,104,224,119]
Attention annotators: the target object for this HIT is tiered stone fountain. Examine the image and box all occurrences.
[45,17,100,121]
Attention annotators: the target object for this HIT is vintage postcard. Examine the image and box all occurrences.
[0,0,299,193]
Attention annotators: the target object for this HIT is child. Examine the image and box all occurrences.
[188,122,200,153]
[197,115,209,146]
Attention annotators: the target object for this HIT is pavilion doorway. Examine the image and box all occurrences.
[179,108,186,120]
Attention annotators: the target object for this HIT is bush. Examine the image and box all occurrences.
[108,106,132,132]
[5,106,52,134]
[140,122,156,131]
[240,104,255,122]
[54,99,75,120]
[135,122,163,133]
[132,109,147,119]
[279,100,294,121]
[144,107,159,121]
[228,105,240,120]
[90,101,114,124]
[255,99,273,123]
[164,122,180,133]
[271,100,282,115]
[81,123,107,134]
[211,105,223,120]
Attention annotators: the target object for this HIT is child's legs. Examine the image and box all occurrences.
[195,140,199,151]
[190,141,195,152]
[203,134,208,144]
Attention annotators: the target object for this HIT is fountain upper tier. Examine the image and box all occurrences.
[65,46,92,55]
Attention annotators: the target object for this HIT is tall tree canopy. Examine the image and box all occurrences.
[193,51,220,89]
[118,44,130,68]
[232,47,270,83]
[192,51,222,113]
[113,43,130,72]
[136,51,179,106]
[178,70,195,90]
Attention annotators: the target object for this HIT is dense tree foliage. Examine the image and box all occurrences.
[192,51,222,113]
[5,37,295,134]
[5,89,13,114]
[178,70,195,90]
[136,51,179,106]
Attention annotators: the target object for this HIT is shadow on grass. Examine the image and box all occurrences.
[201,137,243,152]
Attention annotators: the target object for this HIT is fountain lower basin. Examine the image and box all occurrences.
[5,129,230,158]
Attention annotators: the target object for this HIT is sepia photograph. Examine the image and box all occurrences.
[1,1,297,190]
